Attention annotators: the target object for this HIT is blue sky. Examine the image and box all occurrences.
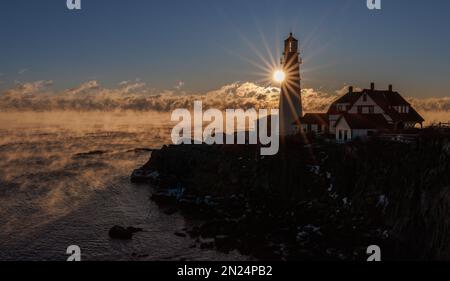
[0,0,449,97]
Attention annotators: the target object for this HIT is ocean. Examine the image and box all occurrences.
[0,111,247,261]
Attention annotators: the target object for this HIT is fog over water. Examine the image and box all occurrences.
[0,111,248,261]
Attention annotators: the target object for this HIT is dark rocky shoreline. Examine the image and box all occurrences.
[131,129,450,260]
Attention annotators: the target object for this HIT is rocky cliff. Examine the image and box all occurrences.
[132,129,450,260]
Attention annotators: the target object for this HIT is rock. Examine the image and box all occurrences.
[164,207,178,215]
[187,227,200,238]
[130,169,160,183]
[200,241,215,250]
[109,225,142,240]
[127,226,143,233]
[198,220,237,238]
[131,135,450,260]
[175,232,187,238]
[214,235,234,253]
[151,192,177,204]
[109,226,132,240]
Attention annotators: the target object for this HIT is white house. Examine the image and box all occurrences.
[295,83,425,142]
[334,113,389,142]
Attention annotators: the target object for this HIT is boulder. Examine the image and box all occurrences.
[109,225,143,240]
[174,232,187,238]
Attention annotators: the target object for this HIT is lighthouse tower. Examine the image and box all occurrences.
[279,33,303,136]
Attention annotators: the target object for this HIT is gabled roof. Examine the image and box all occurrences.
[296,113,329,125]
[328,88,425,123]
[327,92,360,115]
[336,114,391,130]
[363,89,424,123]
[332,92,360,105]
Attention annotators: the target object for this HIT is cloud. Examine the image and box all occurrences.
[65,80,100,95]
[174,81,185,90]
[3,80,53,96]
[118,80,147,94]
[302,88,338,112]
[0,80,282,111]
[0,80,449,125]
[408,97,450,112]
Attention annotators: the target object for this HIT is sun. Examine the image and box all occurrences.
[273,70,286,83]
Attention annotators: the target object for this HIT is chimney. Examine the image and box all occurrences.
[349,86,353,93]
[389,84,393,92]
[370,82,375,90]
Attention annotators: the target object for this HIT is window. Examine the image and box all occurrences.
[369,106,374,114]
[398,106,408,113]
[337,104,347,112]
[344,130,348,141]
[289,41,297,52]
[339,130,342,140]
[363,94,367,102]
[399,106,409,113]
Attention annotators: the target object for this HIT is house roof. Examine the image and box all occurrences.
[365,89,424,123]
[332,92,361,105]
[328,88,425,123]
[336,114,391,130]
[296,113,329,125]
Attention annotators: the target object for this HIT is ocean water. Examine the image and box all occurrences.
[0,111,247,261]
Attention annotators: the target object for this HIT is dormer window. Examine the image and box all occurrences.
[396,106,409,113]
[336,104,348,112]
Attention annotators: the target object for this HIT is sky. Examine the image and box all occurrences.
[0,0,450,98]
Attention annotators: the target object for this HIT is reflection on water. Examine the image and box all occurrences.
[0,111,247,261]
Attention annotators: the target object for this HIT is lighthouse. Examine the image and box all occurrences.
[279,33,303,136]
